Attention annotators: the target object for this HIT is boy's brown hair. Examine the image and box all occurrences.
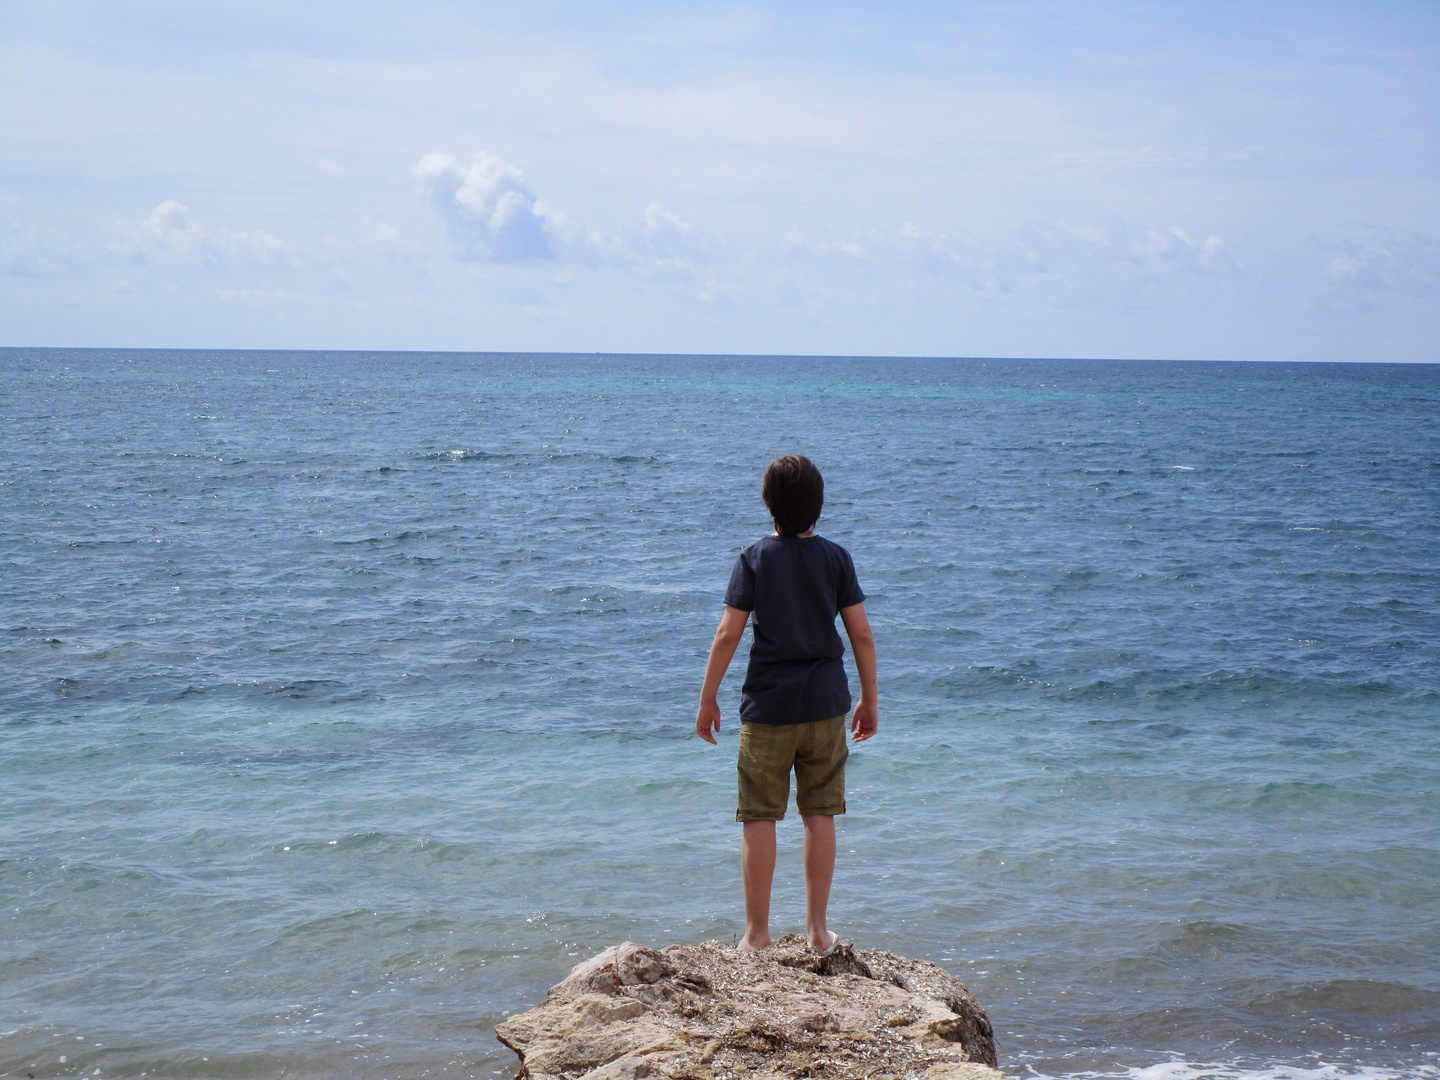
[762,455,824,536]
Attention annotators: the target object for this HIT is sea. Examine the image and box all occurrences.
[2,349,1437,1080]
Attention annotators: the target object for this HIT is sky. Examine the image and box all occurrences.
[1,1,1436,360]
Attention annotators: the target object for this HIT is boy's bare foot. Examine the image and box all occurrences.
[737,935,772,953]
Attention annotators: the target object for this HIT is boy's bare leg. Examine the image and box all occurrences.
[803,814,838,951]
[739,820,776,952]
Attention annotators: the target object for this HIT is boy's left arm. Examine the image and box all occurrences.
[841,602,878,742]
[695,605,750,744]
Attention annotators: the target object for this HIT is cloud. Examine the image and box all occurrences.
[2,223,85,279]
[412,155,713,272]
[113,201,292,268]
[780,219,1235,278]
[1317,232,1437,296]
[415,152,553,262]
[1024,222,1238,276]
[780,227,864,260]
[867,219,1240,303]
[640,202,709,262]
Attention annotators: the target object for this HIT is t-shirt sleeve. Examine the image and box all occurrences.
[723,552,755,611]
[836,547,865,609]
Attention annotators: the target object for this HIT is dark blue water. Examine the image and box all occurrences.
[3,349,1437,1080]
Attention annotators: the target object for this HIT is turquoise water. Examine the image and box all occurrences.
[2,349,1437,1079]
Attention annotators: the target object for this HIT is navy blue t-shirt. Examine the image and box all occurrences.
[723,534,866,725]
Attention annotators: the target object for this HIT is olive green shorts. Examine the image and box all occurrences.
[736,714,848,822]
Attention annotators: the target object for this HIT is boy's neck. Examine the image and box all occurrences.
[774,529,816,538]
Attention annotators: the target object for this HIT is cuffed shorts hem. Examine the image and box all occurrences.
[737,811,846,823]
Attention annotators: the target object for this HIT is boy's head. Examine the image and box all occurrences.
[762,455,824,536]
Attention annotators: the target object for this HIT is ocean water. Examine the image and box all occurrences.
[2,349,1437,1080]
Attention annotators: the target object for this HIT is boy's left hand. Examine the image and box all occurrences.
[850,699,878,742]
[695,699,722,744]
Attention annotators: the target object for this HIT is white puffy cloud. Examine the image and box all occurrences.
[412,156,715,271]
[112,201,293,268]
[415,152,553,262]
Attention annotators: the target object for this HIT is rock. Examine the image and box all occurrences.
[496,935,1002,1080]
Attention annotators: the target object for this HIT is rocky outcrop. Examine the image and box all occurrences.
[496,935,1001,1080]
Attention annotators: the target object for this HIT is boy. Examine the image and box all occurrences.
[695,455,878,954]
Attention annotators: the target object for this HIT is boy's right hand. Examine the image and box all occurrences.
[695,699,722,744]
[850,699,878,742]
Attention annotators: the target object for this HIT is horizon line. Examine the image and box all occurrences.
[2,346,1435,366]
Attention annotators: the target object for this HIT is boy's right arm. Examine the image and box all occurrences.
[840,602,878,742]
[695,605,750,744]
